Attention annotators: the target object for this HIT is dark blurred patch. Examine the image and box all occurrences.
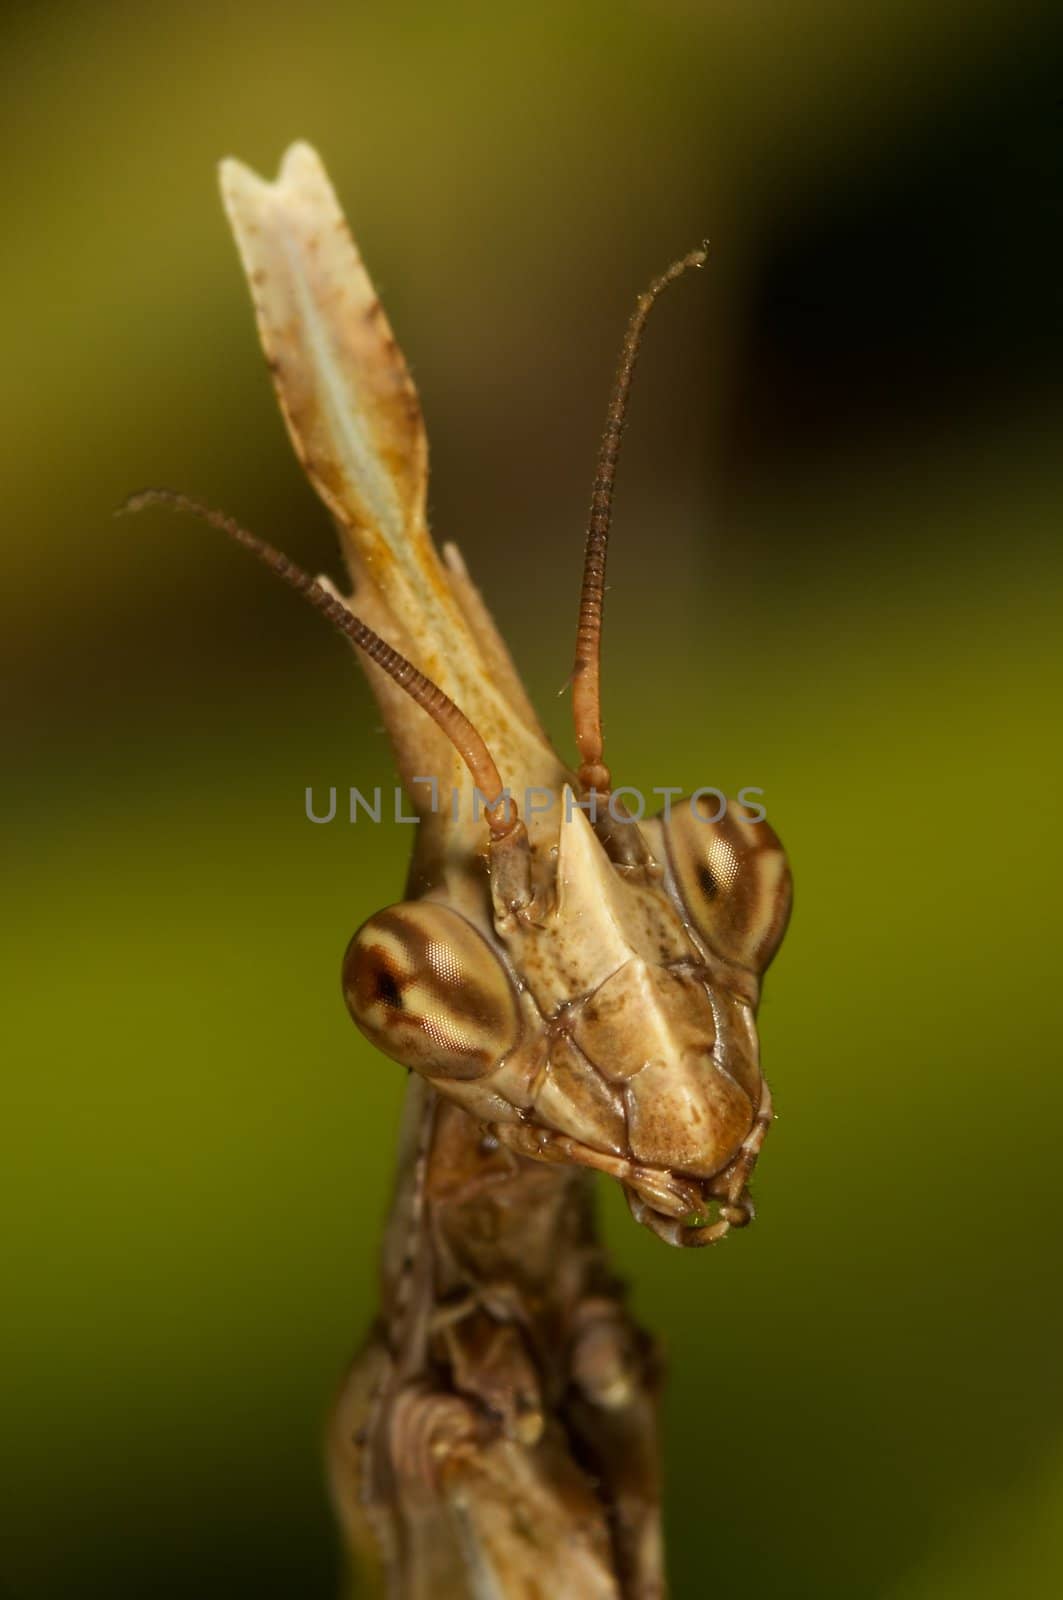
[74,1506,339,1600]
[731,30,1063,485]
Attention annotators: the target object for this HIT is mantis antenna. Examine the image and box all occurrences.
[120,490,519,839]
[572,245,708,795]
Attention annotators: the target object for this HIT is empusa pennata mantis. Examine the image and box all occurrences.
[127,144,791,1599]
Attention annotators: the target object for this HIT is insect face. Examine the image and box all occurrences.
[342,791,791,1246]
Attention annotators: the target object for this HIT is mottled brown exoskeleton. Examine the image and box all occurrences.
[130,144,790,1599]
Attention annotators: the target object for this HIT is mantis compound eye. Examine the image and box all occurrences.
[652,795,792,977]
[342,902,520,1081]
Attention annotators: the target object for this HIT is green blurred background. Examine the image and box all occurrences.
[4,2,1062,1595]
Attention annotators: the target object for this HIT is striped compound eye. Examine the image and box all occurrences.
[342,902,520,1081]
[653,795,792,976]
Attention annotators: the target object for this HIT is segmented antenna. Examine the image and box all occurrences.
[120,490,518,837]
[572,246,708,794]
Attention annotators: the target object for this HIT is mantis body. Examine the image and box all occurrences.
[132,143,790,1598]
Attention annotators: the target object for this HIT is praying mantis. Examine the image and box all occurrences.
[129,143,790,1599]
